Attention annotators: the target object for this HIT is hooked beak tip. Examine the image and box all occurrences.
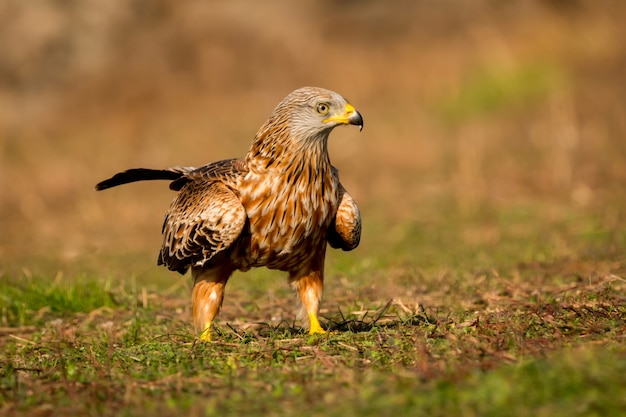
[349,109,364,132]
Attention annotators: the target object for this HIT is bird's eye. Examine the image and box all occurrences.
[316,103,330,115]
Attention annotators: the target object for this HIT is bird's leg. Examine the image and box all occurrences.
[191,264,232,341]
[290,261,326,335]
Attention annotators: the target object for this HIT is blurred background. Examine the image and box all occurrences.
[1,0,624,282]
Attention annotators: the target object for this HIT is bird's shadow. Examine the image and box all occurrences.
[325,299,438,333]
[217,300,439,341]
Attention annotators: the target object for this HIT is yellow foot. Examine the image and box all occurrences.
[308,312,326,335]
[199,324,212,342]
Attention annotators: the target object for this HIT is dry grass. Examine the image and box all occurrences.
[2,1,625,266]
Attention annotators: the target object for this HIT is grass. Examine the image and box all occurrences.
[434,63,566,124]
[0,275,118,328]
[2,286,625,416]
[2,206,625,416]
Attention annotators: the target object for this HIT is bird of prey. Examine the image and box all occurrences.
[96,86,363,341]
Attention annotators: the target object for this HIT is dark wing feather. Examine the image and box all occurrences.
[328,184,361,251]
[95,167,194,190]
[158,159,247,274]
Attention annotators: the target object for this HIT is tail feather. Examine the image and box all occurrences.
[95,167,194,191]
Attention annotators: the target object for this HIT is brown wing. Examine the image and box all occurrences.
[169,158,243,191]
[158,159,247,274]
[328,183,361,251]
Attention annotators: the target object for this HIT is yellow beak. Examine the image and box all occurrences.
[324,103,364,131]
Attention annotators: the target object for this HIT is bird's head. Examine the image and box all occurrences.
[247,87,363,166]
[270,86,364,142]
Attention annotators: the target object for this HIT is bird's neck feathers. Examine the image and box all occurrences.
[246,115,332,172]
